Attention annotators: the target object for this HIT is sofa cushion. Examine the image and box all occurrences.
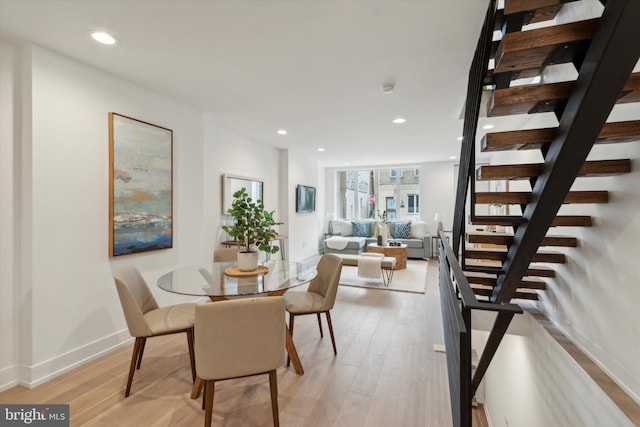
[410,221,428,239]
[352,221,369,237]
[394,222,411,239]
[344,237,366,250]
[394,238,424,249]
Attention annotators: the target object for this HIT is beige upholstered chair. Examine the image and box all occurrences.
[195,297,285,427]
[213,247,238,262]
[114,266,196,397]
[283,254,342,365]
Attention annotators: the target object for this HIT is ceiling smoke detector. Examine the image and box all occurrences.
[381,84,395,94]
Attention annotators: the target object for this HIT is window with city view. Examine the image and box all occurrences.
[336,167,420,220]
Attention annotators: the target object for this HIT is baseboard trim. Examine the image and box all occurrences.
[18,329,132,389]
[0,365,18,392]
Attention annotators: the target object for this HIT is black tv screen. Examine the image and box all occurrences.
[296,185,316,213]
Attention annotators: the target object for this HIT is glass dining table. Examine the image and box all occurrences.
[157,258,317,300]
[157,259,317,397]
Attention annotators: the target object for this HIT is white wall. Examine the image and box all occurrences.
[421,160,457,233]
[201,118,282,261]
[0,38,19,390]
[0,39,291,390]
[286,149,323,261]
[477,313,634,427]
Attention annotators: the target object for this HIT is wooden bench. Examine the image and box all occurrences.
[332,253,396,286]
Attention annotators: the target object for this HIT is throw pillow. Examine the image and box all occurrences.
[340,220,353,237]
[352,221,369,237]
[394,222,411,239]
[410,221,428,239]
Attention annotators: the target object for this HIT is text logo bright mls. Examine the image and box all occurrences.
[1,404,69,426]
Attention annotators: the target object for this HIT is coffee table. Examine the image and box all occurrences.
[367,243,408,270]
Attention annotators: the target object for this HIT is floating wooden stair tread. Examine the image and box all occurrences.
[464,262,556,278]
[471,215,592,227]
[481,120,640,152]
[471,285,539,301]
[477,159,631,180]
[467,231,578,247]
[503,0,570,24]
[466,247,566,263]
[476,190,608,205]
[465,271,547,290]
[494,18,598,75]
[487,73,640,116]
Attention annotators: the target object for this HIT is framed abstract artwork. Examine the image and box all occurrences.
[109,113,173,256]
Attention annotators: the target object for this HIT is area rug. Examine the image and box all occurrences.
[339,259,428,294]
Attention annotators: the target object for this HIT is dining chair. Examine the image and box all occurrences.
[194,297,285,427]
[114,266,196,397]
[283,253,342,366]
[213,247,238,262]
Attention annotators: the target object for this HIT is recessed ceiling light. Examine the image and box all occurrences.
[392,117,406,124]
[482,124,494,130]
[449,156,457,160]
[90,31,117,45]
[317,147,326,152]
[345,162,351,166]
[277,129,287,135]
[457,136,464,141]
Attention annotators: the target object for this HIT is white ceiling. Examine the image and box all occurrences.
[0,0,492,167]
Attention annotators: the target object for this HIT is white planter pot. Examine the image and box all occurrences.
[237,251,259,271]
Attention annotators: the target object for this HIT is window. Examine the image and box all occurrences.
[414,168,420,177]
[336,167,419,220]
[408,194,419,214]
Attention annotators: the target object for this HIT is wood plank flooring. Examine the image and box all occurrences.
[0,260,488,426]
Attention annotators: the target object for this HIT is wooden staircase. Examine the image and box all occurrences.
[461,0,640,303]
[442,2,640,425]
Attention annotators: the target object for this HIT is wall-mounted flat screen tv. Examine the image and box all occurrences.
[296,185,316,213]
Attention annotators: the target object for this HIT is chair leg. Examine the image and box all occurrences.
[125,337,143,397]
[204,380,215,427]
[316,312,323,338]
[286,313,295,367]
[325,311,337,355]
[269,370,280,427]
[186,328,196,382]
[136,337,146,369]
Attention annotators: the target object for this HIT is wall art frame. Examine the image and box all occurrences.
[109,112,173,256]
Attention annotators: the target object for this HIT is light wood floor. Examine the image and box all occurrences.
[1,259,488,426]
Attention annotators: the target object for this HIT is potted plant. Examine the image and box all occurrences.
[222,188,282,271]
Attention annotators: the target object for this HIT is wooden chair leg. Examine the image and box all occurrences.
[325,311,337,355]
[204,380,215,427]
[125,337,143,397]
[136,337,146,369]
[269,370,280,427]
[186,328,196,382]
[286,313,295,367]
[316,312,323,338]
